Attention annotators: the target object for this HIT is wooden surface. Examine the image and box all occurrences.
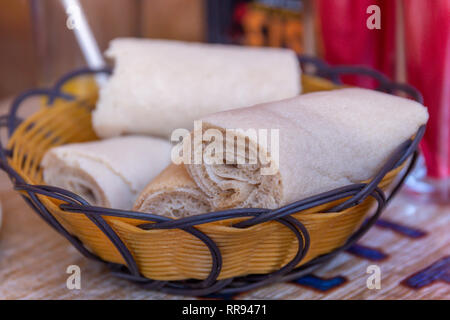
[0,98,448,300]
[0,0,206,100]
[0,0,38,98]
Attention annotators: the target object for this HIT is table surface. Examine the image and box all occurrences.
[0,98,449,300]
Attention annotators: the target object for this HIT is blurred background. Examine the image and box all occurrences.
[0,0,448,200]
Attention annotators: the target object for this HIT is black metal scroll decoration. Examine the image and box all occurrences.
[0,58,426,296]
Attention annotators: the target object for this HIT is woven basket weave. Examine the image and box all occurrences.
[0,62,425,295]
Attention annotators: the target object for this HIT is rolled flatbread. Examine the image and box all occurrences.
[93,38,301,138]
[185,88,429,210]
[41,136,171,210]
[134,164,211,219]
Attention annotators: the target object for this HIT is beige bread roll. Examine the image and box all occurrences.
[41,136,171,210]
[133,164,211,218]
[93,38,301,138]
[185,88,429,210]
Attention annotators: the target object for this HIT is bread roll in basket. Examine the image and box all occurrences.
[0,65,427,296]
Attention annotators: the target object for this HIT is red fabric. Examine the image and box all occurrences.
[317,0,449,179]
[403,0,450,179]
[316,0,395,87]
[378,0,396,78]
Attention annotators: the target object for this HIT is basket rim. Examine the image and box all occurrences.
[0,58,427,296]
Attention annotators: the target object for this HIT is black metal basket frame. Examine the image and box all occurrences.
[0,57,426,296]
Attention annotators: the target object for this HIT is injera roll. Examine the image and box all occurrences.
[93,38,301,138]
[41,136,171,210]
[185,88,429,210]
[134,163,211,218]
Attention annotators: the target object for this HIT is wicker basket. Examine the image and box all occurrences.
[0,60,425,296]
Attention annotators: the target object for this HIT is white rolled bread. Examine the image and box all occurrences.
[93,38,301,138]
[133,163,211,218]
[185,88,429,210]
[41,136,171,210]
